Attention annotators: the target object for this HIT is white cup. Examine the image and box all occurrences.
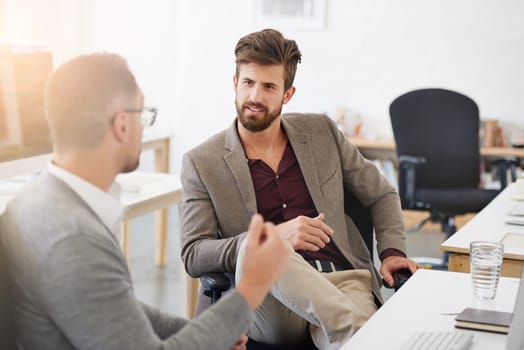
[470,241,504,300]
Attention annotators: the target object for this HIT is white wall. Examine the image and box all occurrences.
[172,0,524,173]
[0,0,89,64]
[1,0,179,173]
[2,0,523,175]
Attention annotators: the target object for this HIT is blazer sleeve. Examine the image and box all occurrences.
[38,235,253,350]
[325,117,407,255]
[179,152,248,277]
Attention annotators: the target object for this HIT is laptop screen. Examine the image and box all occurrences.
[506,268,524,350]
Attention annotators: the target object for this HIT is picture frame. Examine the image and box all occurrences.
[253,0,326,30]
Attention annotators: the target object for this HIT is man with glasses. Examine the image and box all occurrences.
[126,106,158,128]
[0,53,289,350]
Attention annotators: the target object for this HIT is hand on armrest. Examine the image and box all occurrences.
[383,268,413,291]
[380,256,420,291]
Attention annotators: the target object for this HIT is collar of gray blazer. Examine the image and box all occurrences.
[40,172,121,249]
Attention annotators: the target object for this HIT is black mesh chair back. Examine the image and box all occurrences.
[344,189,373,255]
[391,88,480,190]
[389,88,499,253]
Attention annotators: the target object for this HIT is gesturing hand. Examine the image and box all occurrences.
[274,213,333,251]
[230,334,248,350]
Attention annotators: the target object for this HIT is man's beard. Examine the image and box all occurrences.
[236,100,282,132]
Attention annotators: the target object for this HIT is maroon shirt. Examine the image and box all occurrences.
[247,141,404,265]
[248,142,351,267]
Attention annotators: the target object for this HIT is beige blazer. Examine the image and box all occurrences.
[180,113,407,310]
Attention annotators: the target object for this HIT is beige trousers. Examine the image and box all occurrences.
[235,240,377,350]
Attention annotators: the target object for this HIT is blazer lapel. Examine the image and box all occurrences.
[223,120,258,217]
[282,118,326,215]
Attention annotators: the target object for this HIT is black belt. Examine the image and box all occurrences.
[307,260,347,273]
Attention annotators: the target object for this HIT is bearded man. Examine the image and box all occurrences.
[179,29,418,350]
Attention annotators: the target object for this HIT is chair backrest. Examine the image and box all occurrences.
[344,189,374,256]
[0,229,16,350]
[390,88,480,190]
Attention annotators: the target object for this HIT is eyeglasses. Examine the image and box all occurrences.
[124,107,157,128]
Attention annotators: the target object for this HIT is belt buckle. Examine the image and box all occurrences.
[310,260,337,273]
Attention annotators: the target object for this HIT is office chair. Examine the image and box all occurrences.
[389,88,502,265]
[200,190,410,350]
[0,231,16,350]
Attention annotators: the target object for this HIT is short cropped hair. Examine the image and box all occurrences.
[44,53,139,152]
[235,29,302,90]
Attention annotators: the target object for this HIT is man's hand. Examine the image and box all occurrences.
[380,256,421,287]
[274,213,333,251]
[230,334,248,350]
[236,215,290,310]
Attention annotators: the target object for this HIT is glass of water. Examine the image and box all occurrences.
[470,241,504,300]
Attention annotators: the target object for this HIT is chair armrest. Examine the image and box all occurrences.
[491,158,517,189]
[398,155,427,165]
[200,272,231,292]
[200,272,232,304]
[398,155,426,209]
[383,268,413,291]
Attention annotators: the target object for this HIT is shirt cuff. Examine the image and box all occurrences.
[379,248,406,261]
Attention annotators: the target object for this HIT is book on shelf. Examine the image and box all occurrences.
[455,307,513,334]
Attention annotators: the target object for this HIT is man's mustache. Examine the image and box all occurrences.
[243,102,268,111]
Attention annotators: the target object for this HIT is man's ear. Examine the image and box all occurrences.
[111,112,129,143]
[282,86,296,105]
[233,74,238,91]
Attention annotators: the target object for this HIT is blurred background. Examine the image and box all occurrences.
[1,0,523,174]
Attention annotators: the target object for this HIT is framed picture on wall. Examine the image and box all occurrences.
[254,0,326,29]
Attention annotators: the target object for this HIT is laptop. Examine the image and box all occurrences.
[506,267,524,349]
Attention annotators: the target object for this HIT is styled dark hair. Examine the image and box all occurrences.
[235,29,302,90]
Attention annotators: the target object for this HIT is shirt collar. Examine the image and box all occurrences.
[47,162,124,237]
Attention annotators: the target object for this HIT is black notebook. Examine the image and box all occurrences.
[455,307,513,334]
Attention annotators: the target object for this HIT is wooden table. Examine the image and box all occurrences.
[348,137,524,159]
[123,133,172,266]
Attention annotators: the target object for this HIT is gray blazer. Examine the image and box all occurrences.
[180,113,407,311]
[0,172,252,350]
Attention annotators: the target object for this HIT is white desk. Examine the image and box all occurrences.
[116,172,181,259]
[441,182,524,278]
[342,269,520,349]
